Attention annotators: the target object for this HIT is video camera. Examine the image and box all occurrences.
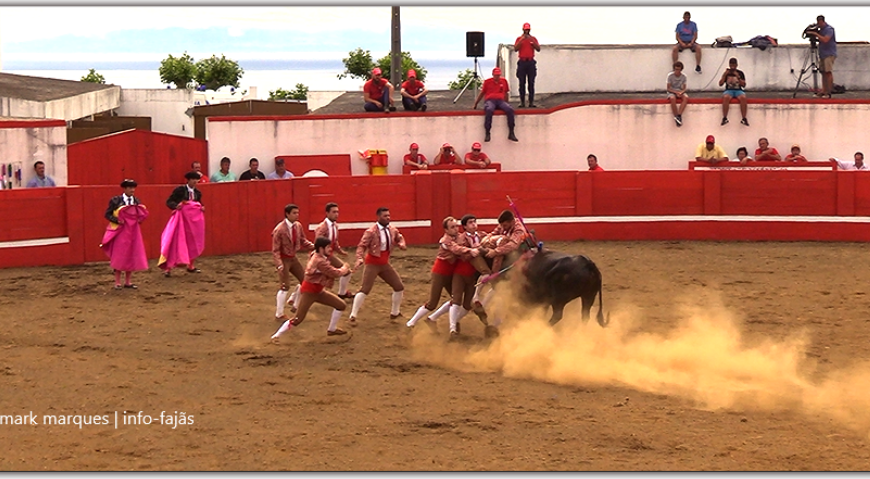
[802,23,821,44]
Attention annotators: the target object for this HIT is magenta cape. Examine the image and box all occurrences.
[100,204,149,272]
[158,201,206,271]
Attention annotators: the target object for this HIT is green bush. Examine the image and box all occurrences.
[194,54,244,91]
[448,69,482,90]
[158,52,196,89]
[81,69,106,84]
[339,48,427,83]
[269,84,309,101]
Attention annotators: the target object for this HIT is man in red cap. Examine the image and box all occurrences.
[473,67,518,143]
[400,69,429,111]
[434,143,460,165]
[695,135,729,164]
[403,143,429,170]
[363,67,396,112]
[514,22,541,108]
[464,142,492,168]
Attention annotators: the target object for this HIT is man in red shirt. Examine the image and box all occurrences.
[514,22,541,108]
[754,137,782,162]
[363,67,396,112]
[472,67,518,143]
[464,142,492,168]
[587,154,604,171]
[403,143,428,170]
[400,69,428,112]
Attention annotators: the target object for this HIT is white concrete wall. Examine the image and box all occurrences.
[0,87,120,121]
[206,101,870,175]
[499,44,870,95]
[116,89,195,137]
[0,124,68,188]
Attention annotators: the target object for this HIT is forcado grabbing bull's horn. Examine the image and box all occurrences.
[506,195,542,253]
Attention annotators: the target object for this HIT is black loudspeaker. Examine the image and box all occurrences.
[466,31,485,57]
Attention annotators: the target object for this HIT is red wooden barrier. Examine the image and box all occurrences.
[402,163,502,175]
[274,154,352,177]
[68,130,208,186]
[689,160,835,170]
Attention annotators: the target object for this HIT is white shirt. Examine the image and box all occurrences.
[466,231,480,247]
[325,218,338,242]
[833,158,868,170]
[122,193,134,206]
[379,225,390,252]
[186,186,196,199]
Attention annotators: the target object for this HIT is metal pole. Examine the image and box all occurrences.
[390,7,401,89]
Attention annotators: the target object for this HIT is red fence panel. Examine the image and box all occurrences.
[591,171,705,216]
[719,171,837,216]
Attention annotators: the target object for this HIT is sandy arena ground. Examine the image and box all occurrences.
[2,240,870,471]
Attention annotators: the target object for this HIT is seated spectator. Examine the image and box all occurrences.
[736,147,753,165]
[754,137,782,162]
[830,152,867,170]
[400,69,428,112]
[673,11,702,74]
[403,143,428,170]
[464,142,492,168]
[25,160,56,188]
[210,157,236,182]
[267,158,294,179]
[192,161,208,183]
[784,144,808,162]
[363,67,396,113]
[433,143,460,165]
[667,61,689,127]
[239,157,266,180]
[718,57,749,127]
[587,154,604,171]
[695,135,729,164]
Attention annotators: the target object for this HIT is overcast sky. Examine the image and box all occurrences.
[1,5,867,61]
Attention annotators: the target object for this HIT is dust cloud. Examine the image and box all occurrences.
[410,284,870,435]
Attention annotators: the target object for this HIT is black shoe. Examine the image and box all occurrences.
[741,117,750,126]
[518,101,525,108]
[421,104,427,112]
[675,115,682,127]
[388,105,396,112]
[721,117,729,126]
[484,131,491,142]
[528,104,537,108]
[508,131,518,142]
[695,65,702,74]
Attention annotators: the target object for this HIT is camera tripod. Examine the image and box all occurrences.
[453,57,482,104]
[792,43,820,98]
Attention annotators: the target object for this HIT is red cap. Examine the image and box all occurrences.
[472,142,482,150]
[410,143,418,149]
[523,23,531,30]
[407,69,416,78]
[372,67,382,76]
[706,135,715,143]
[492,67,502,76]
[442,142,452,148]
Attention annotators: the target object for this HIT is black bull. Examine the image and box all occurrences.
[515,250,609,327]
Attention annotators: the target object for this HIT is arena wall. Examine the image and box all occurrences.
[205,99,870,175]
[2,169,869,269]
[0,119,68,188]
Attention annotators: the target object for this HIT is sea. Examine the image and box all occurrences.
[3,57,498,97]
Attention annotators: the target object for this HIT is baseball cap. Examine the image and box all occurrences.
[442,142,452,148]
[372,67,382,76]
[408,69,416,78]
[492,67,502,76]
[472,142,482,150]
[706,135,715,143]
[523,22,531,30]
[791,143,801,150]
[410,143,419,149]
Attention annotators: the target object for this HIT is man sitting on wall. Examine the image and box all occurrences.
[363,67,396,113]
[400,69,428,112]
[695,135,729,165]
[267,158,294,179]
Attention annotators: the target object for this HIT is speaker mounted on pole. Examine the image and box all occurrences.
[466,31,485,58]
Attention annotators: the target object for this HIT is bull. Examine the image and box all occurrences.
[516,249,609,327]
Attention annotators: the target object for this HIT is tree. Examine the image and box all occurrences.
[338,48,375,81]
[81,69,105,84]
[159,52,196,89]
[269,84,309,101]
[375,51,427,83]
[448,69,482,91]
[194,54,244,91]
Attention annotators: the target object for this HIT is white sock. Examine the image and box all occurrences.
[350,292,366,318]
[406,305,432,328]
[458,307,471,321]
[482,288,495,307]
[428,300,451,321]
[338,274,351,295]
[391,291,403,316]
[287,285,301,306]
[473,283,485,303]
[271,320,292,339]
[327,309,342,332]
[275,289,288,317]
[449,304,462,333]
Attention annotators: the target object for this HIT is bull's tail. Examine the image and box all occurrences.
[592,262,609,328]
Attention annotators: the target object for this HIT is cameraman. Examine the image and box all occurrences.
[806,15,836,98]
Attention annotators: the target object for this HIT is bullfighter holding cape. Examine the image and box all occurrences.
[101,179,149,290]
[159,171,206,276]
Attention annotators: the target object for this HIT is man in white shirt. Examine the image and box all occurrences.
[267,158,294,179]
[830,152,867,170]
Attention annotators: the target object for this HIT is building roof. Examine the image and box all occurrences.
[0,72,117,102]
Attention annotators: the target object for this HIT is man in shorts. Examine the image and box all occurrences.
[667,61,689,127]
[718,57,749,127]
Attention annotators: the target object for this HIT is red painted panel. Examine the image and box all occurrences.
[576,172,592,216]
[402,163,502,174]
[0,119,66,129]
[836,171,856,216]
[703,171,722,215]
[855,175,870,216]
[275,154,352,177]
[719,171,837,216]
[591,171,705,216]
[0,188,66,241]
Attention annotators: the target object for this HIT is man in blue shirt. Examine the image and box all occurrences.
[25,161,56,188]
[807,15,836,98]
[672,11,702,74]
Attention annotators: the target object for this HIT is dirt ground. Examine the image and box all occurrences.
[2,240,870,471]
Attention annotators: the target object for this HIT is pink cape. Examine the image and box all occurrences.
[157,201,206,271]
[100,204,149,272]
